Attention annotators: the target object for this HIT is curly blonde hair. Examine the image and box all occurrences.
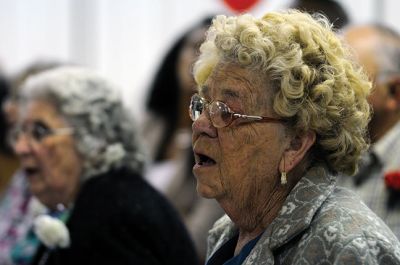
[193,10,371,176]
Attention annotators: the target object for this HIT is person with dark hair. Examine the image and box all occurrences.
[142,16,224,261]
[0,75,19,195]
[290,0,349,30]
[338,24,400,239]
[0,61,63,265]
[145,17,213,163]
[3,60,63,129]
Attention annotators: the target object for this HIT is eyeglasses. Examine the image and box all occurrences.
[8,121,74,147]
[189,93,285,128]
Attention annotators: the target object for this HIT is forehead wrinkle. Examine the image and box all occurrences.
[218,79,254,105]
[220,88,240,99]
[205,64,268,110]
[228,71,263,110]
[225,73,254,96]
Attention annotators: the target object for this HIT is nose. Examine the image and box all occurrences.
[13,134,33,157]
[192,110,218,139]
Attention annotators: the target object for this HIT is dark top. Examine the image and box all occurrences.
[32,167,199,265]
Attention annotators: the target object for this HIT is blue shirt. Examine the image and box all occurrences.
[206,233,262,265]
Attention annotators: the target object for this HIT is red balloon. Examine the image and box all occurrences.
[223,0,261,12]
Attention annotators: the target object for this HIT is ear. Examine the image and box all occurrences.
[385,77,400,111]
[279,130,316,173]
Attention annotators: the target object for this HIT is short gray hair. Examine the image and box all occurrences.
[20,66,144,180]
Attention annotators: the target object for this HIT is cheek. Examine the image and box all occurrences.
[217,130,261,181]
[36,143,81,189]
[219,126,266,163]
[217,127,282,195]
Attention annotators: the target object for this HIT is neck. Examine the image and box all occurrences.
[218,183,289,256]
[43,182,80,212]
[219,166,305,256]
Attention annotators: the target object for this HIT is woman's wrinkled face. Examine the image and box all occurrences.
[192,63,287,209]
[13,100,82,209]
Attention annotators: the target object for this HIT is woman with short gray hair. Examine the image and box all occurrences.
[11,66,199,265]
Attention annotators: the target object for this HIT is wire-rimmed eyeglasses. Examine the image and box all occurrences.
[8,121,74,147]
[189,93,285,128]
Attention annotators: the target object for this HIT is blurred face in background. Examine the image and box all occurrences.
[344,28,385,113]
[3,98,18,128]
[176,26,208,129]
[177,26,208,94]
[344,26,400,142]
[12,99,82,209]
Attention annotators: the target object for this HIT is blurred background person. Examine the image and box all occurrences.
[338,24,400,238]
[191,10,400,264]
[142,16,223,261]
[0,60,61,265]
[3,60,63,128]
[289,0,349,30]
[10,66,199,265]
[0,72,18,195]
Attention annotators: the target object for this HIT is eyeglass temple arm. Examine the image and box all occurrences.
[233,113,284,123]
[54,128,74,135]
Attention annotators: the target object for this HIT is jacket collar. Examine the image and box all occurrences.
[266,164,336,250]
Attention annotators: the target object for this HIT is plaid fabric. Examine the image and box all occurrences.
[338,121,400,238]
[0,172,47,265]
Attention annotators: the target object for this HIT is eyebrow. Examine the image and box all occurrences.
[199,85,209,97]
[220,88,240,99]
[199,85,243,101]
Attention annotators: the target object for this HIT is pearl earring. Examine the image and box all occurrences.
[281,171,287,185]
[281,155,287,185]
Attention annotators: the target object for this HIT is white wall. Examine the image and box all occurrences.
[0,0,398,120]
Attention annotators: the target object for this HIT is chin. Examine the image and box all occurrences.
[196,184,218,199]
[28,183,42,196]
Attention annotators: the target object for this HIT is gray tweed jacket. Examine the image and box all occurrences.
[207,165,400,264]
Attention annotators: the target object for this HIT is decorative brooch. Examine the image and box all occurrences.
[33,215,70,249]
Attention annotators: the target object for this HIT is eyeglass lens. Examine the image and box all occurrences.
[190,95,204,121]
[9,121,53,145]
[189,94,233,128]
[209,101,232,127]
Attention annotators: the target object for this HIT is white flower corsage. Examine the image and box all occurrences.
[33,215,70,248]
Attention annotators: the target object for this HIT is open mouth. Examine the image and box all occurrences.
[197,153,216,166]
[24,167,40,177]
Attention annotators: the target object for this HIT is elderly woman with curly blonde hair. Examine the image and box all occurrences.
[190,10,400,264]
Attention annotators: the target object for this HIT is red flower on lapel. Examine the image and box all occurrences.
[384,171,400,191]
